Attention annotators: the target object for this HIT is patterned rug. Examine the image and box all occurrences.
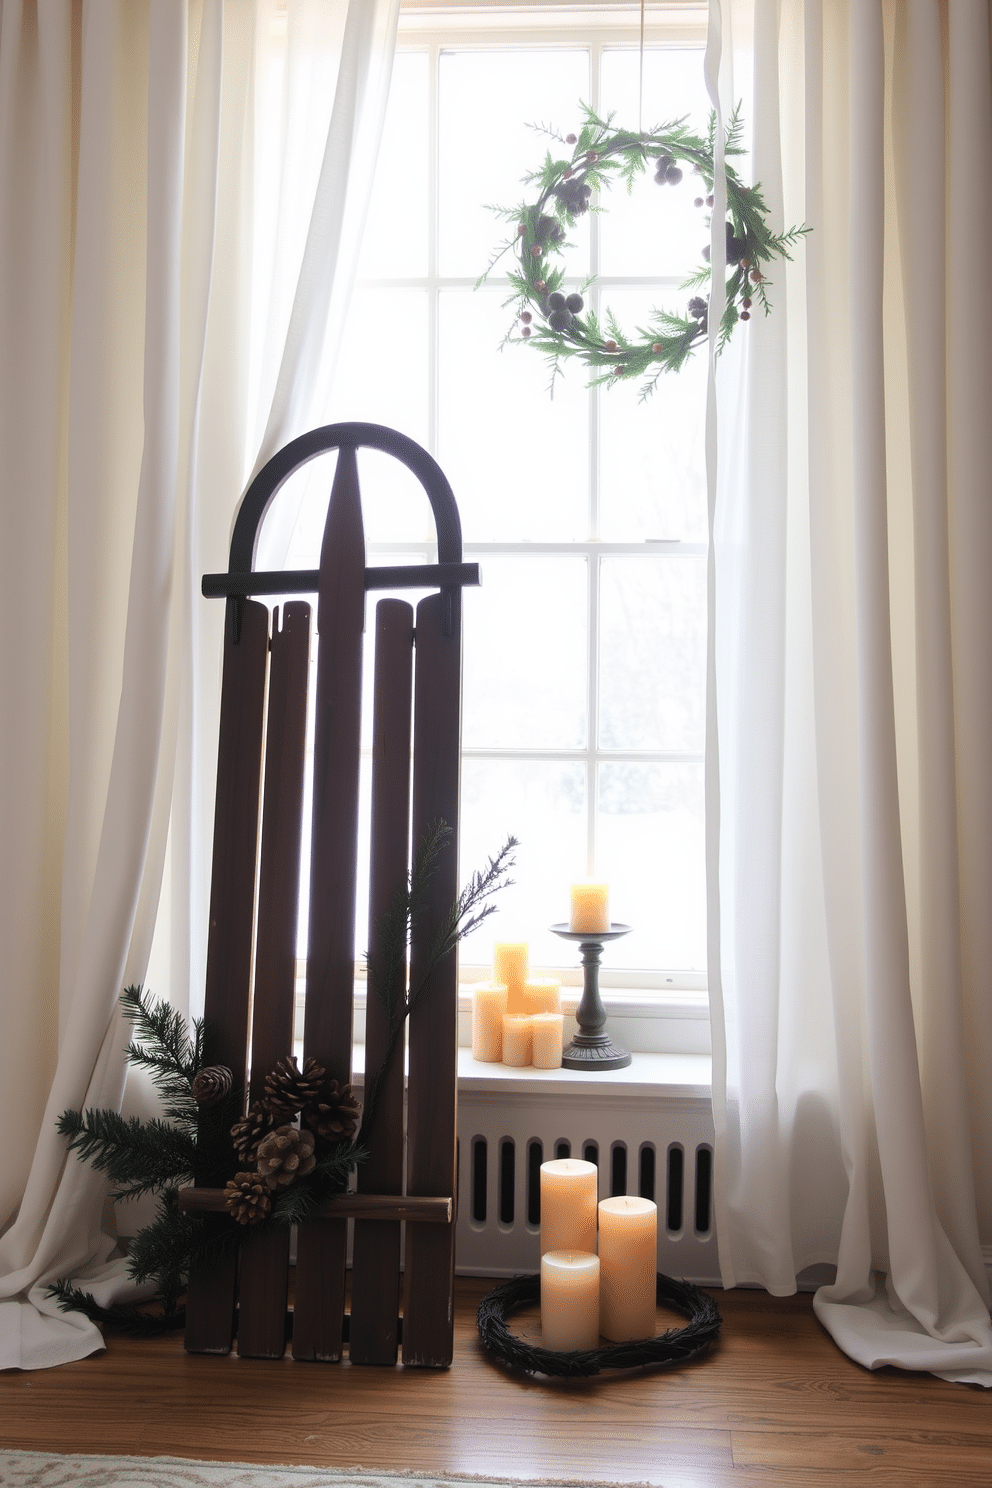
[0,1458,613,1488]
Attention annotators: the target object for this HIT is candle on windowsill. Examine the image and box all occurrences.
[501,1013,533,1067]
[493,941,529,1014]
[539,1157,598,1256]
[531,1011,564,1069]
[471,982,509,1063]
[569,880,610,933]
[540,1250,601,1352]
[598,1195,658,1342]
[521,978,561,1015]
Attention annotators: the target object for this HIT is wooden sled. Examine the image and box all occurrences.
[178,424,478,1366]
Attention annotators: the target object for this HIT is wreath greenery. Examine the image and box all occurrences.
[480,103,807,399]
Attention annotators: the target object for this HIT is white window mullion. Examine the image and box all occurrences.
[428,42,441,465]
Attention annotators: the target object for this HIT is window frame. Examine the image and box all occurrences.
[378,1,708,985]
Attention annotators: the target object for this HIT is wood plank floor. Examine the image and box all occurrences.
[2,1278,990,1486]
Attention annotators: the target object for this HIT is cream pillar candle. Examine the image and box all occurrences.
[522,977,561,1014]
[539,1157,598,1255]
[540,1250,601,1351]
[501,1013,533,1067]
[569,881,610,933]
[531,1012,564,1069]
[598,1195,658,1342]
[493,941,529,1013]
[471,982,508,1062]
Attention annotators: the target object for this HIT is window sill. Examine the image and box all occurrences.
[297,981,711,1058]
[348,1043,711,1099]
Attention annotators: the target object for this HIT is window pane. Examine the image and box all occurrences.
[597,763,705,970]
[362,52,429,277]
[598,291,708,542]
[463,556,587,749]
[599,555,706,753]
[438,289,588,541]
[598,48,710,278]
[438,49,590,278]
[459,758,587,970]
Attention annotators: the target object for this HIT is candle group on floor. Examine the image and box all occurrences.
[470,942,564,1069]
[539,1158,658,1349]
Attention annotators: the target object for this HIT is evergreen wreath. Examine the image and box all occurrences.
[480,103,807,399]
[50,823,516,1333]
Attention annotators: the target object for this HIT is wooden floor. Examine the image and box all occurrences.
[1,1277,990,1486]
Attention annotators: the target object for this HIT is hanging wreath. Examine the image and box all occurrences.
[480,104,807,399]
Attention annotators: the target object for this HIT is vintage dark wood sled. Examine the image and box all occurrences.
[178,424,477,1366]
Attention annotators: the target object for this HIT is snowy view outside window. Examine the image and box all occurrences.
[262,36,710,983]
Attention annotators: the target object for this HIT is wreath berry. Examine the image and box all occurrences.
[481,104,807,399]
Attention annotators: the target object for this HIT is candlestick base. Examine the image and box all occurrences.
[550,922,633,1072]
[560,1035,632,1072]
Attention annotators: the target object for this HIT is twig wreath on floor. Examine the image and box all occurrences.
[477,1272,721,1379]
[49,823,516,1335]
[479,103,807,399]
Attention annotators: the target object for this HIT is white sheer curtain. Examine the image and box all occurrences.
[706,0,992,1383]
[0,0,397,1372]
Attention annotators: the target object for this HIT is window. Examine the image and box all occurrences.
[264,3,710,998]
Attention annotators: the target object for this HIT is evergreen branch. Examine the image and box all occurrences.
[125,1188,223,1315]
[46,1279,186,1336]
[361,829,517,1142]
[120,986,206,1084]
[56,1108,197,1199]
[267,1141,368,1227]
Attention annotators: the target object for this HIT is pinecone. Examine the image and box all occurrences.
[191,1065,233,1106]
[303,1080,362,1143]
[256,1125,317,1190]
[224,1172,272,1225]
[260,1055,326,1121]
[230,1102,276,1164]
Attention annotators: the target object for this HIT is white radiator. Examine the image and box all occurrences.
[453,1054,719,1285]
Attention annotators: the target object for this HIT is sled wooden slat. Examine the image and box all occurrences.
[349,599,415,1365]
[402,591,461,1367]
[237,601,311,1359]
[292,447,366,1363]
[184,598,269,1356]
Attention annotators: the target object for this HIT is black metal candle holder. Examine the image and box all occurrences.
[550,923,632,1071]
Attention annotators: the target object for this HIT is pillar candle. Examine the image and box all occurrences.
[471,982,508,1062]
[540,1158,598,1255]
[598,1195,658,1342]
[569,881,610,933]
[501,1013,533,1067]
[540,1250,601,1351]
[493,941,529,1013]
[531,1012,564,1069]
[522,978,561,1014]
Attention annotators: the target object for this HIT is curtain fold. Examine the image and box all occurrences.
[707,0,992,1384]
[0,0,398,1371]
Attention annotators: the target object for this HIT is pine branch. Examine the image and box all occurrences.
[361,828,517,1142]
[56,1108,197,1199]
[125,1188,230,1315]
[268,1141,368,1227]
[46,1279,186,1336]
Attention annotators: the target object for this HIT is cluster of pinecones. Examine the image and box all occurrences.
[217,1055,361,1225]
